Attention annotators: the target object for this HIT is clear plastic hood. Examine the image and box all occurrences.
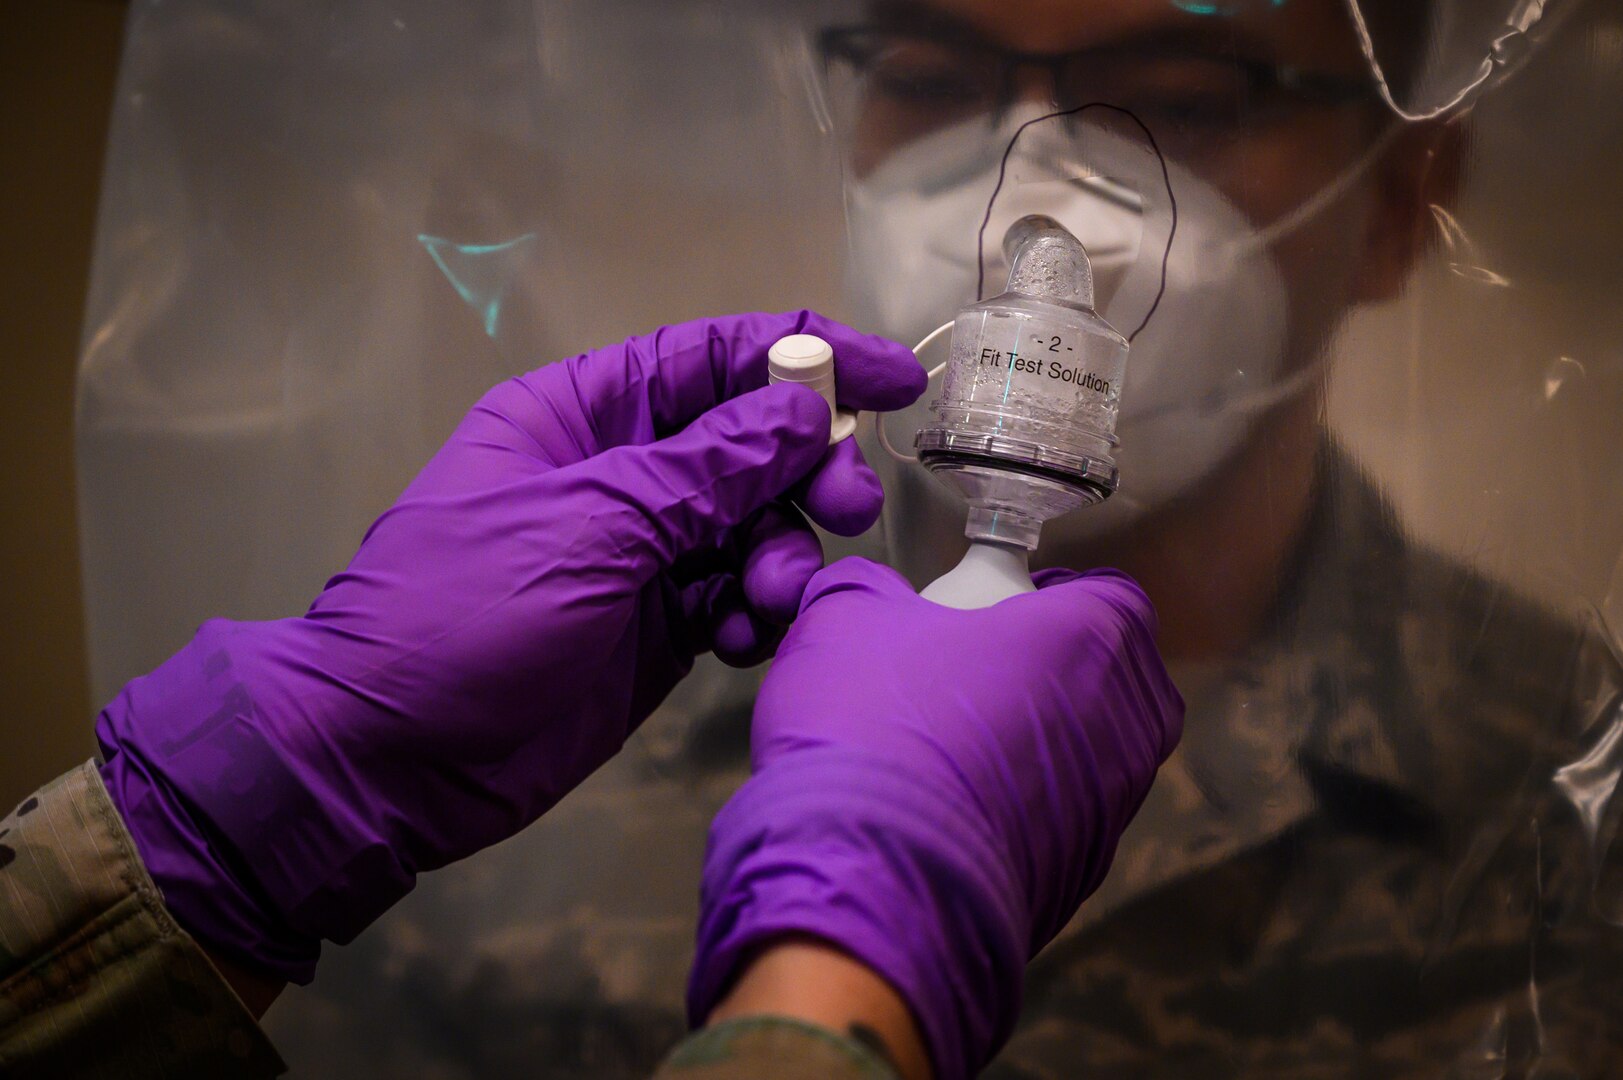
[78,0,1623,1074]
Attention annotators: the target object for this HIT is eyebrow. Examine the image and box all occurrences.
[860,0,1292,69]
[866,1,988,42]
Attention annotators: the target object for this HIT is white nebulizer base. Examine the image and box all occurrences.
[908,216,1123,608]
[920,540,1035,609]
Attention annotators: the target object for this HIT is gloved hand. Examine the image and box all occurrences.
[688,559,1183,1080]
[96,311,925,983]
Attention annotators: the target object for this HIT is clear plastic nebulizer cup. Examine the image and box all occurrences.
[915,214,1126,552]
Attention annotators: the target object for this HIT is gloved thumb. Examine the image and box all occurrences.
[797,556,921,614]
[573,383,834,576]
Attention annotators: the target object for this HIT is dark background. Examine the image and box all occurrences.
[0,1,128,804]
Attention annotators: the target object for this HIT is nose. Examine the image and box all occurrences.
[1000,62,1062,118]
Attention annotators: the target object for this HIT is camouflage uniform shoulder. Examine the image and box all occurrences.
[1379,531,1616,838]
[1286,449,1601,826]
[1295,445,1587,730]
[1396,538,1589,727]
[0,759,284,1078]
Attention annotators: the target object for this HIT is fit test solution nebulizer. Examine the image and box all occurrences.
[914,214,1127,608]
[768,214,1126,610]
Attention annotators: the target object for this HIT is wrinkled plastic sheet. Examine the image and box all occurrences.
[78,0,1623,1075]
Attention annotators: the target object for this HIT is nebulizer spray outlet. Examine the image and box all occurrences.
[912,214,1127,608]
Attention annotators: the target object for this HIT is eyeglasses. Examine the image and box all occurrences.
[817,23,1378,157]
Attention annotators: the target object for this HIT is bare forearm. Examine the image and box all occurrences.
[708,936,932,1080]
[200,945,286,1019]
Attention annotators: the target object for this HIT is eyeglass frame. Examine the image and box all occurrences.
[815,22,1380,127]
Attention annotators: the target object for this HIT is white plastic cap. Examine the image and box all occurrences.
[767,334,856,443]
[768,334,836,396]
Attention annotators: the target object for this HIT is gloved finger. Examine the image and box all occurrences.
[740,504,824,625]
[664,505,760,588]
[674,573,730,657]
[712,603,785,668]
[566,311,928,446]
[1032,566,1086,589]
[678,573,784,668]
[1018,567,1158,637]
[797,556,922,615]
[790,435,886,538]
[577,383,833,577]
[1033,566,1143,590]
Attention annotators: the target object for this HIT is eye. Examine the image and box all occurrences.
[873,68,983,106]
[1067,54,1257,129]
[866,44,996,108]
[1130,96,1251,130]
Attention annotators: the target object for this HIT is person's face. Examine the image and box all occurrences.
[833,0,1456,593]
[836,0,1383,210]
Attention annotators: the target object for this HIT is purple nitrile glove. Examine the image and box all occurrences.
[96,311,926,983]
[687,558,1184,1080]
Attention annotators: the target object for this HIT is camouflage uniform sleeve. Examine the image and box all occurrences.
[0,759,285,1078]
[653,1016,902,1080]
